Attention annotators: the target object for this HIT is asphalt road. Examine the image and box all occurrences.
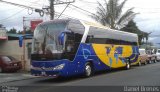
[1,62,160,92]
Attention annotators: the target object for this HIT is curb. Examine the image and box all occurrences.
[0,75,40,84]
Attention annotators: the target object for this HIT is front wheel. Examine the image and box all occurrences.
[84,63,93,77]
[144,61,147,65]
[149,60,152,64]
[138,61,141,66]
[153,59,157,63]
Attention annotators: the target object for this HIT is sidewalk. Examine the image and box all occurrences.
[0,71,39,83]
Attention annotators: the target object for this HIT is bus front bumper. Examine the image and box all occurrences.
[31,63,65,77]
[31,69,61,77]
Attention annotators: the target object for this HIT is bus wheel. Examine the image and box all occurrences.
[138,61,141,66]
[125,62,130,70]
[84,62,92,77]
[144,61,147,65]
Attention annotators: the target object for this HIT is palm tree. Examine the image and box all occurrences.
[91,0,137,29]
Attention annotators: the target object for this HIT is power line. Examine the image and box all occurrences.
[48,0,75,20]
[0,0,39,10]
[78,0,97,4]
[0,0,40,23]
[0,7,19,12]
[58,13,90,22]
[79,0,160,10]
[57,3,70,19]
[20,0,42,6]
[70,4,94,15]
[0,9,26,23]
[68,5,89,15]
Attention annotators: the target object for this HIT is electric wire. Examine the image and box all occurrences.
[0,0,40,23]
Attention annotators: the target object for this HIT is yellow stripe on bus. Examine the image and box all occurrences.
[92,44,134,68]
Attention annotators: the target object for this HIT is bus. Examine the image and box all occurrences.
[31,19,139,77]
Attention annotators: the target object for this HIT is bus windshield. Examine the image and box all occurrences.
[33,22,67,54]
[31,21,83,61]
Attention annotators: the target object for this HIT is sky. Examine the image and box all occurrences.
[0,0,160,45]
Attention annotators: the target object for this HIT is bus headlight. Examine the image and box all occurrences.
[53,64,65,70]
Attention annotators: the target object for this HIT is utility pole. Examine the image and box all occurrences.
[23,17,26,71]
[0,0,75,20]
[49,0,55,20]
[48,0,75,20]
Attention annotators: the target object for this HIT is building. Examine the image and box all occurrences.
[0,32,32,71]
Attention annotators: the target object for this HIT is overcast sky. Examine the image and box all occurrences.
[0,0,160,44]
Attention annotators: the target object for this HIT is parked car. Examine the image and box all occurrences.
[138,49,148,66]
[0,55,22,72]
[146,50,157,63]
[156,49,160,62]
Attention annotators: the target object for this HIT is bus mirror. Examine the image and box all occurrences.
[58,32,65,45]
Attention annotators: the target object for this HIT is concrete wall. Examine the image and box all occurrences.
[0,40,32,71]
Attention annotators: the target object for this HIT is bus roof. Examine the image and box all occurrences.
[40,19,138,43]
[67,19,138,43]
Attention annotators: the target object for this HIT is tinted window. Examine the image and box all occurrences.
[86,36,137,45]
[33,22,67,54]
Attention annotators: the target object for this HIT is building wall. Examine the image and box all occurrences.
[0,39,32,71]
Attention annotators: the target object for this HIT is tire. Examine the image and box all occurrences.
[125,61,130,70]
[84,62,93,77]
[0,67,2,73]
[144,61,147,65]
[138,61,141,66]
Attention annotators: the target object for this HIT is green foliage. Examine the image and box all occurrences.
[0,24,3,28]
[121,20,149,45]
[121,20,141,34]
[17,29,33,34]
[25,29,33,34]
[7,28,17,34]
[91,0,137,29]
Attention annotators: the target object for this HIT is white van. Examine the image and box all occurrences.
[156,49,160,61]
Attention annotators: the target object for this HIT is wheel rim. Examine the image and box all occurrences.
[139,62,141,66]
[145,61,147,65]
[85,65,91,76]
[126,62,130,69]
[155,60,157,63]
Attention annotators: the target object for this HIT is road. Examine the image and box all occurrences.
[0,62,160,92]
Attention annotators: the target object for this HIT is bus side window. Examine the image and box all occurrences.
[65,33,75,52]
[66,40,74,52]
[86,35,93,43]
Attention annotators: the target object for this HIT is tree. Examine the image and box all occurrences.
[17,28,33,34]
[0,24,3,28]
[121,20,149,45]
[25,29,33,34]
[17,31,23,34]
[7,28,17,34]
[91,0,137,29]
